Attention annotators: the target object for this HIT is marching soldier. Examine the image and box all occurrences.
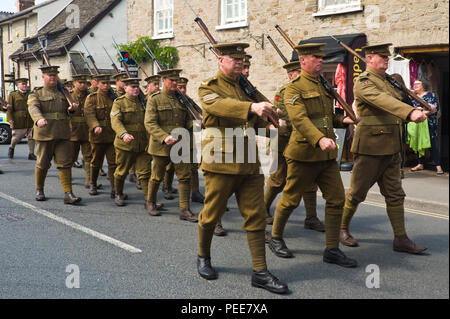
[113,72,128,97]
[196,42,288,294]
[27,65,81,204]
[242,54,252,78]
[84,74,117,197]
[70,74,92,189]
[177,76,205,204]
[144,69,197,222]
[113,71,138,186]
[110,78,163,210]
[144,75,161,101]
[6,78,36,160]
[339,43,428,254]
[264,61,324,231]
[268,44,357,268]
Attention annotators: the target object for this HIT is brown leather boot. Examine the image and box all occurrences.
[89,167,100,195]
[393,235,427,254]
[339,229,359,247]
[213,223,227,236]
[145,201,161,216]
[180,209,198,222]
[64,192,82,205]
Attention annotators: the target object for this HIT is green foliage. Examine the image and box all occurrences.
[116,36,179,69]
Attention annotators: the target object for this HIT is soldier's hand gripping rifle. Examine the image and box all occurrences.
[183,0,280,128]
[111,37,147,109]
[142,42,202,123]
[37,37,78,112]
[329,35,433,112]
[274,25,357,122]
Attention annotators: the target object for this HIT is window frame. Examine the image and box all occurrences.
[153,0,174,40]
[216,0,248,31]
[7,24,13,42]
[313,0,363,17]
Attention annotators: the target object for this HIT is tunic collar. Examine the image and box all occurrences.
[301,69,319,84]
[217,69,239,85]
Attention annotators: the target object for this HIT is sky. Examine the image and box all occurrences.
[1,0,48,13]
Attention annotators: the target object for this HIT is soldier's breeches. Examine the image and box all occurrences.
[35,167,47,190]
[36,140,72,170]
[58,168,72,193]
[199,172,266,232]
[386,205,406,236]
[114,149,136,181]
[273,159,344,239]
[347,153,405,207]
[11,128,32,149]
[71,140,92,165]
[90,143,116,171]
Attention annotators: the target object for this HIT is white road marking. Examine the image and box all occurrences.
[0,192,142,253]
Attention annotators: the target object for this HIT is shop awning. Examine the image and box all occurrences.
[291,33,366,63]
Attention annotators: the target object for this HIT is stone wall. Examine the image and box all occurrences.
[128,0,448,103]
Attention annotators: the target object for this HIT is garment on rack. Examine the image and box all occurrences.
[418,62,427,81]
[387,57,411,89]
[409,61,419,88]
[334,63,346,109]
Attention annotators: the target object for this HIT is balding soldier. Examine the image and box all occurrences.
[70,74,92,189]
[145,69,197,222]
[268,44,357,267]
[196,42,288,294]
[84,74,117,197]
[6,78,36,160]
[27,65,81,204]
[264,61,324,231]
[339,43,428,254]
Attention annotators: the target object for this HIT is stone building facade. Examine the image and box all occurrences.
[127,0,449,167]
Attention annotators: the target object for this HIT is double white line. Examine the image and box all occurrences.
[0,192,142,253]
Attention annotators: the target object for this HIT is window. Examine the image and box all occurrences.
[153,0,173,39]
[8,24,13,42]
[314,0,363,17]
[217,0,247,30]
[24,19,29,38]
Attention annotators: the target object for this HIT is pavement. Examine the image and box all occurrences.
[340,168,449,214]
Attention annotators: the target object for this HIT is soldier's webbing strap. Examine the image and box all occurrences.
[310,116,333,129]
[358,115,402,126]
[43,112,68,120]
[70,116,86,123]
[98,119,111,127]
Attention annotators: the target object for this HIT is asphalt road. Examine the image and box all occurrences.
[0,143,448,299]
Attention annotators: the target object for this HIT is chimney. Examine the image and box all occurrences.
[17,0,35,12]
